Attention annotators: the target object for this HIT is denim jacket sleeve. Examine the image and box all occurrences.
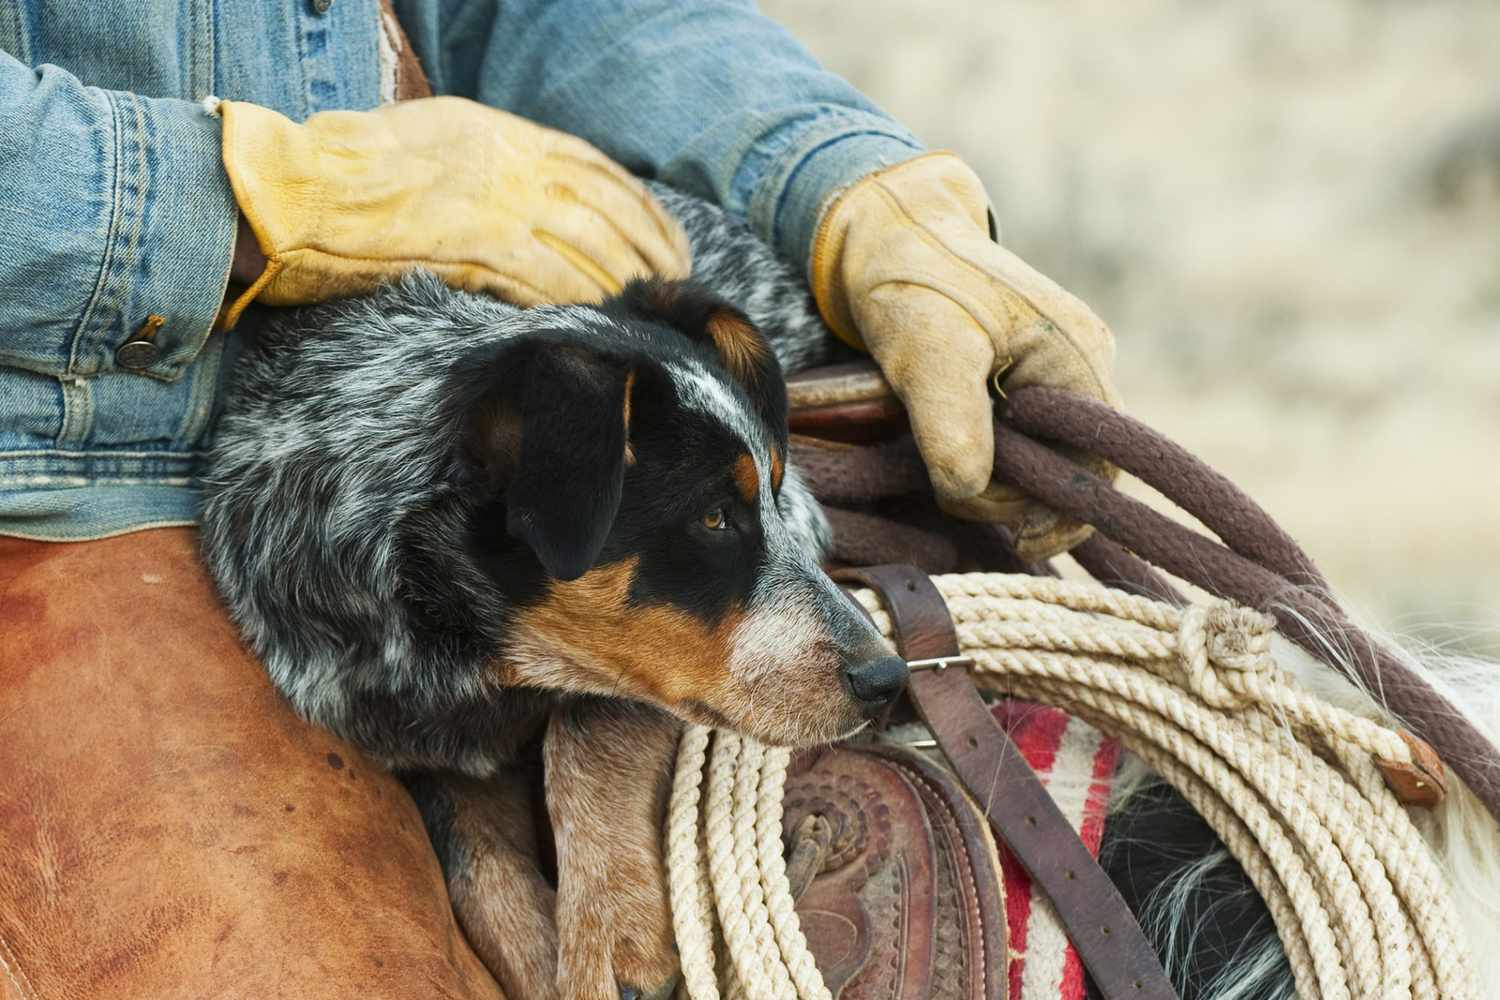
[0,53,237,382]
[394,0,925,273]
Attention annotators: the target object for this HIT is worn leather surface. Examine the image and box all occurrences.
[0,528,504,1000]
[865,746,1007,1000]
[785,742,1006,999]
[837,565,1178,1000]
[785,746,935,998]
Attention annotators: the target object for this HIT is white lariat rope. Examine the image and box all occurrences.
[666,572,1479,1000]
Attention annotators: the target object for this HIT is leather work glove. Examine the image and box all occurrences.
[810,152,1121,561]
[216,96,690,328]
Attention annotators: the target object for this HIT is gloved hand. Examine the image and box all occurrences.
[810,152,1121,561]
[216,96,690,327]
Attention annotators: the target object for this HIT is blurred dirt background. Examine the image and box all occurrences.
[765,0,1500,654]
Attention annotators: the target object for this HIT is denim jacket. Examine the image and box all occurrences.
[0,0,923,540]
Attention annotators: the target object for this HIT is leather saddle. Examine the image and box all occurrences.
[783,741,1008,1000]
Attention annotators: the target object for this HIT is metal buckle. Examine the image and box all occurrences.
[906,655,974,672]
[899,657,974,745]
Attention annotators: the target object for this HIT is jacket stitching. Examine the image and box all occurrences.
[66,90,126,378]
[113,94,152,355]
[190,0,213,100]
[56,374,93,446]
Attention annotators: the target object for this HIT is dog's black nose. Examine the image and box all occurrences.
[844,654,910,713]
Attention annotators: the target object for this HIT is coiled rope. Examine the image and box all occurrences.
[666,572,1477,1000]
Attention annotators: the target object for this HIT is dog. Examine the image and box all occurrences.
[199,182,908,999]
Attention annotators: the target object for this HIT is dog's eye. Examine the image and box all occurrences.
[701,507,729,531]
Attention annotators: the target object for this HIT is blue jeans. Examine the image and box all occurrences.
[0,0,923,539]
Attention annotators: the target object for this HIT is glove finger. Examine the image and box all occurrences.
[522,194,675,302]
[1012,508,1095,563]
[935,487,1028,524]
[544,150,692,281]
[936,479,1095,561]
[446,246,610,308]
[860,289,997,501]
[1002,445,1116,560]
[934,403,1115,561]
[956,233,1121,410]
[998,438,1115,559]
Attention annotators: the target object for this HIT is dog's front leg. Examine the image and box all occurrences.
[545,699,681,1000]
[403,768,562,1000]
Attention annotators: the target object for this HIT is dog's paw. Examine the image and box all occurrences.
[616,969,679,1000]
[593,848,679,1000]
[553,842,680,999]
[619,977,679,1000]
[546,702,682,1000]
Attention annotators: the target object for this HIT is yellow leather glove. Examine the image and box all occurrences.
[810,152,1121,561]
[217,96,690,328]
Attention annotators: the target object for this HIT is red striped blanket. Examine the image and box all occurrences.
[991,700,1120,1000]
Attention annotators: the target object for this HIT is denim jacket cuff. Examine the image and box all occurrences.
[742,109,925,275]
[87,93,238,382]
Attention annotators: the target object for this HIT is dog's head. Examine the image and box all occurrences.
[451,278,906,746]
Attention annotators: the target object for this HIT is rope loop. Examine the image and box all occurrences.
[1176,603,1277,709]
[668,573,1478,1000]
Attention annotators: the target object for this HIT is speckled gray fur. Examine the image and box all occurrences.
[200,185,851,774]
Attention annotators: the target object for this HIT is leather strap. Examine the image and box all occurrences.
[835,564,1180,1000]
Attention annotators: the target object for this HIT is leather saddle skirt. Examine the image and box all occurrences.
[784,741,1008,1000]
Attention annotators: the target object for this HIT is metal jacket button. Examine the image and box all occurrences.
[311,0,333,13]
[116,315,165,370]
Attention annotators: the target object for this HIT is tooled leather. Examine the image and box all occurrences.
[0,530,505,1000]
[838,564,1180,1000]
[0,931,37,1000]
[867,746,1007,1000]
[784,749,936,998]
[785,743,1010,1000]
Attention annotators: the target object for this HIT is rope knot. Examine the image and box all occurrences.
[1177,603,1277,709]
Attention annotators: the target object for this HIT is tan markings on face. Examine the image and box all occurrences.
[506,557,743,705]
[720,600,868,746]
[622,369,637,467]
[732,452,759,504]
[704,308,768,387]
[770,447,785,493]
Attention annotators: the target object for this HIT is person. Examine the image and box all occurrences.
[0,2,1119,996]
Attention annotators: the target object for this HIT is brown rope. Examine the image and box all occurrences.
[1001,389,1332,597]
[1070,532,1186,605]
[789,435,928,505]
[790,380,1500,828]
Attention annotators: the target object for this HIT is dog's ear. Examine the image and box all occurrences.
[459,341,632,581]
[619,278,788,446]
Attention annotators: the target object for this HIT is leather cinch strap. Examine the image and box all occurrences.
[836,564,1180,1000]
